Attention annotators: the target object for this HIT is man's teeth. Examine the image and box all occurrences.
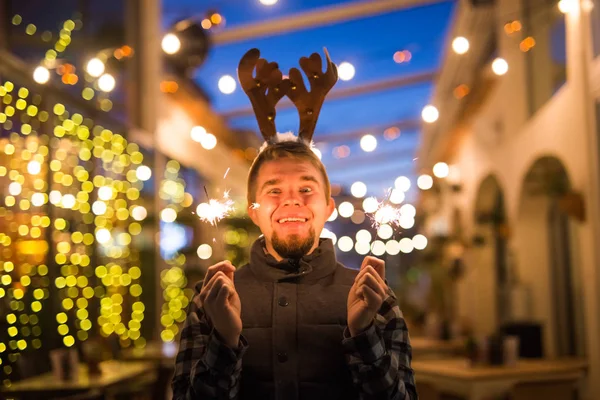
[278,218,307,223]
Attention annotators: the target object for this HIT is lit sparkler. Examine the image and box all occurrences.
[250,202,260,210]
[196,187,235,226]
[366,188,402,230]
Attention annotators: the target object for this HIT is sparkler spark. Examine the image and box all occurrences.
[196,189,235,226]
[250,202,260,210]
[223,167,230,179]
[366,188,402,230]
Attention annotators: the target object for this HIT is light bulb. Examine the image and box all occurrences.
[452,37,470,54]
[162,33,181,54]
[86,58,105,77]
[422,105,439,123]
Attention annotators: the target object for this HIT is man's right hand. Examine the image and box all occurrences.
[198,261,242,348]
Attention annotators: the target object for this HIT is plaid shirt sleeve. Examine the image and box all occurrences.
[172,284,249,400]
[342,287,417,400]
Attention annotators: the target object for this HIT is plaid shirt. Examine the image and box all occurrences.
[172,282,417,400]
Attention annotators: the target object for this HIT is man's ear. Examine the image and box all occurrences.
[327,196,336,218]
[248,205,259,226]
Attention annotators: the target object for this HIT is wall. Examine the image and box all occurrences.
[153,96,251,201]
[429,0,600,396]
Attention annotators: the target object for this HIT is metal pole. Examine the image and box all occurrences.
[211,0,449,45]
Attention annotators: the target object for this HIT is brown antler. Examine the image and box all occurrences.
[237,48,290,143]
[287,48,338,143]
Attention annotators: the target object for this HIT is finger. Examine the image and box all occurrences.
[366,266,387,289]
[215,284,230,307]
[206,276,227,305]
[200,271,230,304]
[361,285,383,309]
[204,261,235,288]
[359,274,387,299]
[361,256,385,279]
[204,271,232,295]
[355,265,386,289]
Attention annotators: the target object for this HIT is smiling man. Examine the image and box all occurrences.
[171,49,416,400]
[249,155,333,261]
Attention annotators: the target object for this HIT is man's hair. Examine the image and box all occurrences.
[247,140,331,205]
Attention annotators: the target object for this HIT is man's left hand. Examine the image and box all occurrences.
[347,256,388,337]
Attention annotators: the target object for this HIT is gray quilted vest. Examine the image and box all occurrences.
[233,237,360,400]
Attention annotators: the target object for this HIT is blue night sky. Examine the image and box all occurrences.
[162,0,456,198]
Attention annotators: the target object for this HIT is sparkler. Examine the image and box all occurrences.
[366,188,402,230]
[196,186,235,227]
[196,187,235,243]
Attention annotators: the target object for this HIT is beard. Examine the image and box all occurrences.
[271,227,316,260]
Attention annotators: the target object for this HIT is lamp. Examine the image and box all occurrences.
[164,19,211,78]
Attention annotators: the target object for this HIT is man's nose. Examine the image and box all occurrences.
[283,191,301,206]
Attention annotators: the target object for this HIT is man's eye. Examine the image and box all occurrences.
[300,187,312,193]
[268,189,281,194]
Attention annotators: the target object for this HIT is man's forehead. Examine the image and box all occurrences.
[258,159,324,182]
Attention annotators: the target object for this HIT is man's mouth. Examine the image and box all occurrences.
[277,217,308,224]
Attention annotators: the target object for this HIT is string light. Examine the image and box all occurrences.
[351,182,367,198]
[558,0,577,13]
[200,133,217,150]
[98,74,116,92]
[417,174,434,190]
[338,62,356,81]
[86,58,105,78]
[162,33,181,54]
[218,75,236,94]
[452,37,470,54]
[432,162,449,178]
[360,134,377,152]
[190,126,207,142]
[1,69,148,383]
[338,201,355,218]
[395,176,411,192]
[492,58,509,76]
[421,105,439,123]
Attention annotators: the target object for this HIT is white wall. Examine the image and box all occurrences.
[427,0,600,396]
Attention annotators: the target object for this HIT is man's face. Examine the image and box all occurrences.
[248,158,335,260]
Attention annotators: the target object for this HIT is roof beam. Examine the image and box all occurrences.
[316,119,421,144]
[329,160,415,180]
[223,71,436,119]
[324,148,416,171]
[211,0,449,45]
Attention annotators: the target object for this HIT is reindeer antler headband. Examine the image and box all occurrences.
[237,48,338,146]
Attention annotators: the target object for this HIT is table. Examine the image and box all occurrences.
[412,357,588,400]
[120,341,177,365]
[1,360,156,400]
[120,343,176,400]
[410,336,465,359]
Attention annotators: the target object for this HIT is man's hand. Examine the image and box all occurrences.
[347,256,388,337]
[199,261,242,348]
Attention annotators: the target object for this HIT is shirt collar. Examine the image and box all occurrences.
[248,237,338,282]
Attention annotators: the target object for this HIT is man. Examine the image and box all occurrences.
[171,49,417,400]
